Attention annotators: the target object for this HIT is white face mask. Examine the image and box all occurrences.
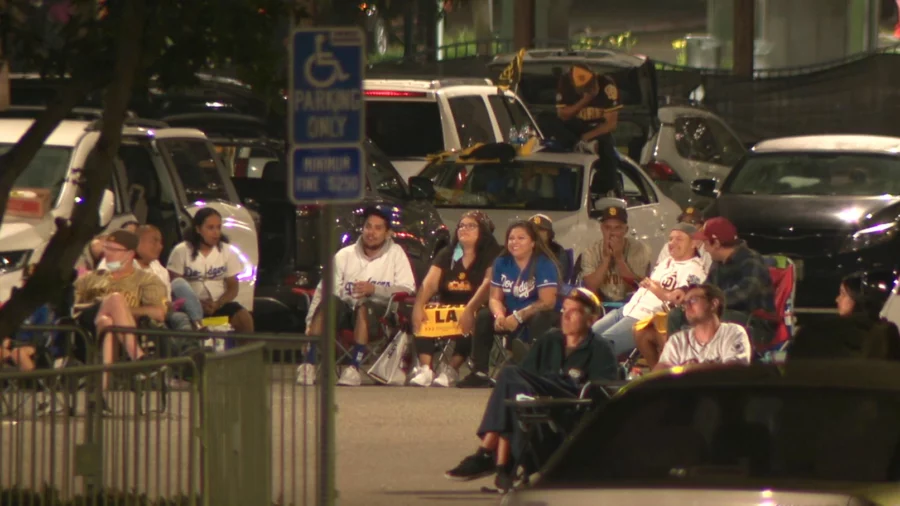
[106,260,124,272]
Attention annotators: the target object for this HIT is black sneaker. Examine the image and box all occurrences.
[444,450,495,481]
[494,461,515,492]
[457,372,494,389]
[88,398,113,416]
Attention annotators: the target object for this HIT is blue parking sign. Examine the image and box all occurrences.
[289,27,365,204]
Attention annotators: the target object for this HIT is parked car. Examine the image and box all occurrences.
[364,78,543,180]
[506,360,900,506]
[694,134,900,314]
[640,102,746,209]
[416,144,681,260]
[0,118,260,310]
[231,139,450,333]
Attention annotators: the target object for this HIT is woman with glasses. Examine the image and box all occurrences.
[458,220,562,389]
[410,211,501,387]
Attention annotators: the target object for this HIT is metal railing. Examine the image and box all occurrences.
[1,325,326,506]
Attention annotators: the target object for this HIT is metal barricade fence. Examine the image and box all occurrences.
[1,324,327,506]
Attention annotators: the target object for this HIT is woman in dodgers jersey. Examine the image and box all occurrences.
[167,207,254,335]
[458,220,561,389]
[592,223,708,356]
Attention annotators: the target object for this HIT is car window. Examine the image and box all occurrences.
[447,96,496,148]
[706,118,746,167]
[507,97,538,132]
[674,116,718,163]
[727,153,900,196]
[365,101,444,158]
[159,139,231,201]
[366,149,407,200]
[542,386,900,485]
[488,96,514,141]
[618,163,654,206]
[119,142,182,259]
[420,160,582,211]
[4,145,72,205]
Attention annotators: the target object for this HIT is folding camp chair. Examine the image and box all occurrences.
[752,255,797,363]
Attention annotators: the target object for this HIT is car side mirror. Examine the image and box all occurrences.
[691,178,718,198]
[408,176,436,201]
[589,197,628,219]
[99,189,115,228]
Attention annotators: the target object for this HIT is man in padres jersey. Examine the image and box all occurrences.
[556,63,623,196]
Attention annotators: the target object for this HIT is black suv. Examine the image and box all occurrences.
[232,139,450,333]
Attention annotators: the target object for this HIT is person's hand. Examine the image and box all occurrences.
[640,278,661,292]
[583,77,600,101]
[459,308,475,336]
[351,281,375,299]
[201,300,216,316]
[493,313,508,332]
[607,236,626,260]
[412,305,427,334]
[504,314,520,333]
[669,289,686,304]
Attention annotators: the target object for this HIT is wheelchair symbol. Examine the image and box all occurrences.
[304,34,351,88]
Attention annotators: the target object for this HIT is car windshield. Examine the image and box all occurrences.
[4,144,73,205]
[365,101,444,158]
[419,160,583,211]
[726,153,900,196]
[543,386,900,485]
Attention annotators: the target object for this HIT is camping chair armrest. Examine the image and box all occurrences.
[292,287,316,305]
[504,397,594,410]
[750,309,781,324]
[385,291,412,318]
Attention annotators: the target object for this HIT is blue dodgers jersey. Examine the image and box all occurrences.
[491,255,560,313]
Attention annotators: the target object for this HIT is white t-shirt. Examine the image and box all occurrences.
[622,255,707,321]
[656,245,713,273]
[659,322,752,366]
[167,241,242,302]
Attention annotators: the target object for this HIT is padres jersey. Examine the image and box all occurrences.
[556,67,622,135]
[659,322,752,366]
[75,268,169,312]
[623,255,707,321]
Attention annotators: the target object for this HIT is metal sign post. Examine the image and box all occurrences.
[289,26,365,506]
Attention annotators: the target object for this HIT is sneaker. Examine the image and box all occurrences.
[88,398,113,416]
[432,367,459,388]
[408,366,433,387]
[494,462,515,492]
[444,450,496,481]
[457,371,494,389]
[296,363,317,386]
[337,366,362,387]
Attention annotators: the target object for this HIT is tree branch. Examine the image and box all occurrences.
[0,0,146,340]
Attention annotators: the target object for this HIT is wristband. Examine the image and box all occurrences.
[512,310,524,324]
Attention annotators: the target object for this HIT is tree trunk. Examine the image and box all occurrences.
[0,0,147,339]
[418,0,438,61]
[403,0,416,58]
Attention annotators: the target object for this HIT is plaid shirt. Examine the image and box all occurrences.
[707,244,775,314]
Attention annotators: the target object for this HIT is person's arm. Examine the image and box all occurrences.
[488,286,507,319]
[514,257,560,322]
[166,244,186,281]
[134,277,168,322]
[214,276,240,308]
[587,340,619,381]
[721,256,772,312]
[556,73,598,121]
[372,248,417,301]
[459,270,492,335]
[579,111,618,140]
[581,243,611,293]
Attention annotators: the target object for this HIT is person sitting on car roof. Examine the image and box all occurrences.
[580,205,652,303]
[528,214,572,282]
[666,217,775,345]
[444,288,617,491]
[458,220,562,389]
[592,223,707,357]
[556,64,622,197]
[297,206,416,387]
[654,283,752,371]
[408,211,501,388]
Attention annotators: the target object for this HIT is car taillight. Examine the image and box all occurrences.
[234,158,249,178]
[364,90,427,98]
[644,160,681,182]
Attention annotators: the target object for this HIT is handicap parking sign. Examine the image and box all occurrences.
[289,27,365,204]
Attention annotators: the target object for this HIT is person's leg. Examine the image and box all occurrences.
[170,278,204,324]
[591,307,625,337]
[97,293,143,361]
[598,315,640,357]
[10,345,36,372]
[414,337,436,369]
[634,326,660,367]
[166,311,197,355]
[95,314,116,391]
[471,307,494,373]
[451,336,471,370]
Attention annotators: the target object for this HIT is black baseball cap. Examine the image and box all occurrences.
[107,230,139,251]
[598,205,627,223]
[362,206,392,229]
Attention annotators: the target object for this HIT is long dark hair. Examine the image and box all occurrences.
[841,274,885,322]
[186,207,230,260]
[450,211,499,274]
[498,220,561,281]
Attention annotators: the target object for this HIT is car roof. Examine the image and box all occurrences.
[0,119,208,147]
[617,360,900,395]
[489,48,648,69]
[427,143,596,168]
[752,135,900,154]
[363,78,495,92]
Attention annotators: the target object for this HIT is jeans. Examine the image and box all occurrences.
[591,307,639,357]
[166,311,199,355]
[171,278,203,323]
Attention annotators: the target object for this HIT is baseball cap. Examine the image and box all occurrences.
[566,287,602,314]
[106,230,139,251]
[362,206,392,229]
[693,217,738,244]
[677,206,704,225]
[670,222,698,237]
[528,214,554,232]
[598,205,628,223]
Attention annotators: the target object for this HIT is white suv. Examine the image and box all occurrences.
[364,78,543,180]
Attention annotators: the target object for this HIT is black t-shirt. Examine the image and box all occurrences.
[556,68,622,136]
[431,244,500,305]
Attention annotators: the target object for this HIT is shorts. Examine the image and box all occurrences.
[331,296,388,337]
[212,301,247,319]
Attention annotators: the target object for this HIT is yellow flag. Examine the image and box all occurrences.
[497,48,526,93]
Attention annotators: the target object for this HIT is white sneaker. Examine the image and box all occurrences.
[337,366,362,387]
[296,363,317,385]
[409,366,434,387]
[433,367,459,388]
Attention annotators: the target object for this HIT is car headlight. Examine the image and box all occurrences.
[0,250,31,274]
[842,222,898,253]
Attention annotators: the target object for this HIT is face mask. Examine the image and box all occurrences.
[106,260,124,272]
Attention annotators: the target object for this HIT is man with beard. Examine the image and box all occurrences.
[654,284,752,371]
[298,207,416,386]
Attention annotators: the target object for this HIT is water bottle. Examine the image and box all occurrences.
[508,126,520,146]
